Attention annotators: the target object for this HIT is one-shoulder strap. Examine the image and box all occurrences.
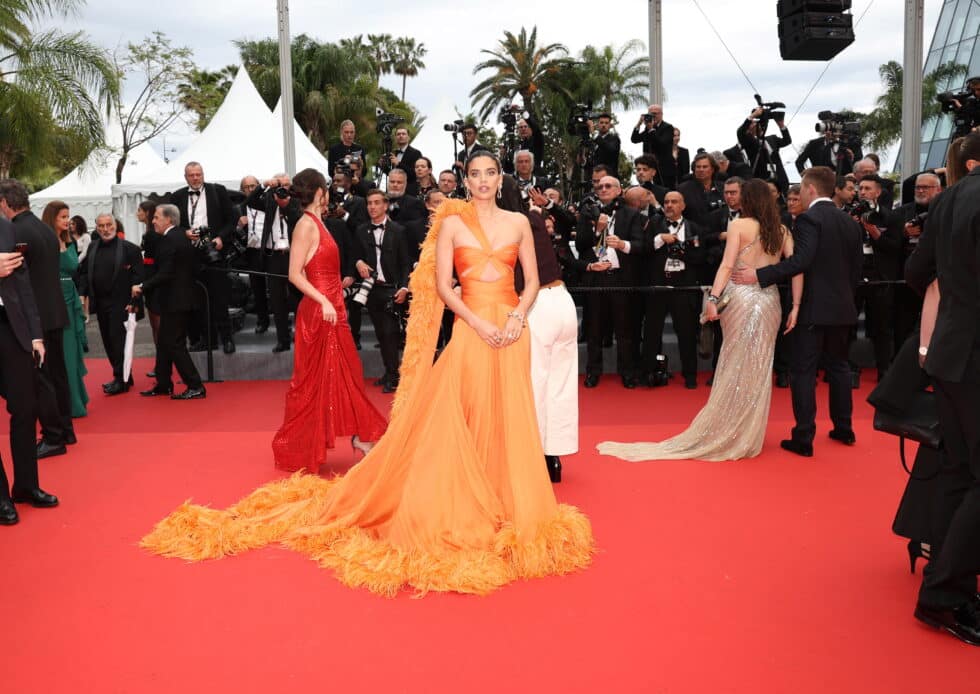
[459,213,493,254]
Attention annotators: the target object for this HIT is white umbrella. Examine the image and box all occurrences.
[122,312,137,383]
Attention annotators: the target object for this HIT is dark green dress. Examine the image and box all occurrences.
[61,243,89,418]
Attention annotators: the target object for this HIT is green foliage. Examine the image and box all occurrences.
[0,0,118,179]
[178,65,236,131]
[391,37,427,102]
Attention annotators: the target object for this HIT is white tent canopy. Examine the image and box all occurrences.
[29,113,165,227]
[111,67,331,235]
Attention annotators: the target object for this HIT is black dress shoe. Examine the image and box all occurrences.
[382,380,399,394]
[103,380,130,396]
[272,342,290,353]
[11,487,59,508]
[829,429,856,445]
[0,499,19,525]
[223,339,236,354]
[172,387,207,400]
[140,385,174,397]
[354,339,362,351]
[546,455,562,483]
[775,372,790,388]
[64,430,77,445]
[188,341,207,352]
[622,376,638,389]
[146,371,156,379]
[36,440,67,459]
[584,373,600,388]
[780,439,813,457]
[373,377,386,387]
[914,601,980,646]
[684,376,697,389]
[255,321,269,334]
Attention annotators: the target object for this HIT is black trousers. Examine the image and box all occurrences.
[773,286,793,376]
[264,251,291,344]
[853,284,894,375]
[0,314,39,499]
[585,270,634,377]
[37,326,72,443]
[95,302,127,381]
[789,324,853,444]
[347,300,362,344]
[642,289,700,379]
[246,248,270,325]
[918,378,980,609]
[893,284,921,355]
[366,285,401,381]
[156,310,203,391]
[190,269,231,344]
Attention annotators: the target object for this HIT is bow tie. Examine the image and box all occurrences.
[370,223,385,231]
[395,149,404,155]
[189,190,202,197]
[729,211,740,221]
[668,220,681,230]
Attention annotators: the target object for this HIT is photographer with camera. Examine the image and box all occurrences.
[893,173,943,351]
[452,124,488,182]
[500,107,545,176]
[353,190,411,393]
[328,120,366,177]
[853,158,894,211]
[937,75,980,139]
[389,126,421,186]
[324,169,369,235]
[631,105,675,188]
[575,175,646,389]
[678,152,725,228]
[640,191,704,390]
[169,161,237,355]
[849,174,903,384]
[737,105,793,193]
[245,173,303,353]
[347,157,374,198]
[796,112,863,176]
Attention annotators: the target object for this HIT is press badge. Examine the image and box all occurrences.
[665,258,685,273]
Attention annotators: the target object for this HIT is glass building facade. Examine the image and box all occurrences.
[920,0,980,168]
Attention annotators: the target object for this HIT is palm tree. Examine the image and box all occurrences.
[366,33,394,84]
[575,41,649,113]
[391,37,426,102]
[470,27,569,121]
[861,59,968,152]
[178,65,236,131]
[0,0,118,178]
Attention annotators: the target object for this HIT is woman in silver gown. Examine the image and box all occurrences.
[598,179,803,461]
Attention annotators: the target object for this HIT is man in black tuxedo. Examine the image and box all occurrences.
[245,174,303,352]
[678,152,725,228]
[454,124,488,179]
[512,151,552,205]
[385,168,428,263]
[630,105,675,188]
[905,132,980,645]
[795,131,861,175]
[389,127,422,186]
[733,166,863,457]
[591,113,621,172]
[0,179,73,458]
[354,190,411,393]
[894,173,942,350]
[736,107,793,192]
[703,177,746,380]
[328,120,367,176]
[853,158,894,211]
[324,170,369,348]
[576,175,648,388]
[169,161,237,354]
[0,217,58,525]
[640,191,705,389]
[136,204,205,400]
[634,155,667,206]
[78,214,143,395]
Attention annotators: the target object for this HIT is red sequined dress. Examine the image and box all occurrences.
[272,212,387,471]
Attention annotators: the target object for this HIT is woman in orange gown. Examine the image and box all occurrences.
[271,169,387,471]
[141,154,594,596]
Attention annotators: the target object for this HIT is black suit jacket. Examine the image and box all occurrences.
[141,227,197,313]
[757,200,863,326]
[170,183,235,243]
[388,195,428,261]
[795,137,862,175]
[355,219,411,290]
[671,147,691,188]
[245,185,303,265]
[78,237,143,313]
[631,120,674,185]
[394,144,422,184]
[337,194,369,238]
[323,217,357,281]
[905,170,980,384]
[677,179,725,228]
[593,132,621,171]
[574,202,648,285]
[644,216,706,287]
[736,120,792,190]
[10,210,67,331]
[859,207,904,280]
[0,216,42,350]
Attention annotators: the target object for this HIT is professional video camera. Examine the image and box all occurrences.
[815,110,863,150]
[443,119,464,133]
[327,186,347,214]
[937,76,980,139]
[375,107,405,136]
[499,104,528,127]
[567,103,602,138]
[752,93,786,122]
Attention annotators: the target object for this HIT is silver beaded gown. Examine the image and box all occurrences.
[598,243,783,462]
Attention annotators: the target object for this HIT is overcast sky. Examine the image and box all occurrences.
[57,0,945,179]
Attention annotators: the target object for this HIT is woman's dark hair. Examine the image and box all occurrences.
[416,156,432,171]
[740,178,784,256]
[41,200,71,245]
[139,200,157,235]
[946,136,968,186]
[291,168,328,207]
[496,175,524,213]
[463,150,502,177]
[70,215,87,239]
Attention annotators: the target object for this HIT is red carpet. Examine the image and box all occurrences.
[2,359,979,693]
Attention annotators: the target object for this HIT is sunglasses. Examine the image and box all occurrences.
[595,183,619,190]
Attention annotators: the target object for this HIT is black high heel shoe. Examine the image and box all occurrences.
[908,539,931,574]
[545,455,562,483]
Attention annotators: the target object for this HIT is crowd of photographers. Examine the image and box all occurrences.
[116,78,980,396]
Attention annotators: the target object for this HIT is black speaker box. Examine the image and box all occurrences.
[779,25,855,60]
[777,0,852,18]
[778,11,853,37]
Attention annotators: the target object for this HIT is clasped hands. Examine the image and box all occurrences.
[474,315,524,348]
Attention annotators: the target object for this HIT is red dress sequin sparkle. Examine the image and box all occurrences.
[272,212,387,471]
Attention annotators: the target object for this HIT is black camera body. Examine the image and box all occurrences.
[816,110,863,151]
[642,112,654,124]
[499,104,527,128]
[937,78,980,138]
[273,186,290,200]
[753,94,786,122]
[649,354,670,387]
[707,198,726,212]
[375,108,405,136]
[567,104,600,138]
[909,211,929,229]
[443,119,464,133]
[579,199,602,222]
[195,226,223,265]
[848,199,873,218]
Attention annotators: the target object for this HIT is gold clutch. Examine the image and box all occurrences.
[699,291,732,324]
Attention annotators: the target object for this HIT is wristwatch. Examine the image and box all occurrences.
[918,345,929,357]
[707,294,720,304]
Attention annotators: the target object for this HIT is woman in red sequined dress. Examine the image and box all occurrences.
[271,169,387,471]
